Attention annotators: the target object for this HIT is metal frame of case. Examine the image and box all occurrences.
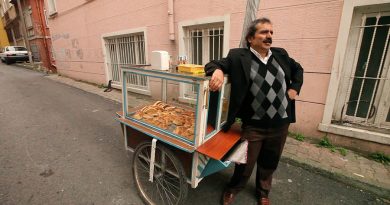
[116,66,240,205]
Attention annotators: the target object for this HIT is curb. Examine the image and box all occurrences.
[13,63,47,73]
[281,156,390,201]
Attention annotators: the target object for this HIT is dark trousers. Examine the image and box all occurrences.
[226,124,289,198]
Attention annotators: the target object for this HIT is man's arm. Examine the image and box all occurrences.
[204,51,232,76]
[288,57,304,99]
[204,50,233,91]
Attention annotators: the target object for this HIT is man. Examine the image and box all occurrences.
[205,18,304,205]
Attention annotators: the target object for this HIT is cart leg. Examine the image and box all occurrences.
[149,138,157,182]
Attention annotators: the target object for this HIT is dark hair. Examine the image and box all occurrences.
[245,18,272,48]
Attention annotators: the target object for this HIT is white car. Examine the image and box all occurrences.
[0,46,29,64]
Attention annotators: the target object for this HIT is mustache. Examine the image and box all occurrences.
[263,38,272,44]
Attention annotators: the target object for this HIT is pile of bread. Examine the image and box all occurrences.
[132,101,195,140]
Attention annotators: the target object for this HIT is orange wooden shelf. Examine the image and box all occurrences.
[196,124,241,160]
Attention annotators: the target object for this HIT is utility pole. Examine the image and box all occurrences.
[239,0,261,48]
[16,0,33,65]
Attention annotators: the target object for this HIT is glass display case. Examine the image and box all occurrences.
[117,66,241,203]
[121,66,231,151]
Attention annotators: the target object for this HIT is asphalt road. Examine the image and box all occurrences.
[0,64,388,205]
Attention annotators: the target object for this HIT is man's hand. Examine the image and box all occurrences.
[209,69,224,91]
[287,89,298,100]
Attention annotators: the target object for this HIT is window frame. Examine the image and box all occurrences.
[178,15,230,64]
[45,0,57,17]
[178,15,230,102]
[336,11,390,126]
[101,27,150,95]
[24,6,32,28]
[319,0,390,145]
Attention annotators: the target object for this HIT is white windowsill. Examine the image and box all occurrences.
[48,11,58,18]
[112,84,151,96]
[178,96,196,104]
[318,123,390,145]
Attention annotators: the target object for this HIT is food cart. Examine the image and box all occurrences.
[116,66,240,205]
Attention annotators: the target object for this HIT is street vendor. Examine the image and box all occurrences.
[205,17,304,205]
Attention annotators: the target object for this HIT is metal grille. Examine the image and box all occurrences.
[30,44,40,62]
[342,12,390,127]
[182,26,224,100]
[104,34,149,92]
[184,27,224,65]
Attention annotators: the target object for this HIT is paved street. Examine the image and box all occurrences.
[0,64,388,205]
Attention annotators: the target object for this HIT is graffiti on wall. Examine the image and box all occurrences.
[52,33,104,63]
[52,33,70,41]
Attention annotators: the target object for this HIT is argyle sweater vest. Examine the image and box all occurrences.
[238,55,291,128]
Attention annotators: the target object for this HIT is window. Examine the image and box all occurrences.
[104,32,149,95]
[30,44,40,61]
[184,24,224,65]
[12,46,27,51]
[25,6,34,37]
[2,0,11,13]
[43,7,49,27]
[335,9,390,130]
[45,0,57,16]
[320,1,390,144]
[24,7,32,28]
[180,22,225,101]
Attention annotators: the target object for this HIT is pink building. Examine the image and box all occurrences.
[47,0,390,154]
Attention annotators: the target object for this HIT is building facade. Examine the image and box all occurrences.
[47,0,390,154]
[0,14,10,48]
[1,0,55,71]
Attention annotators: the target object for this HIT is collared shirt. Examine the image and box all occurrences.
[250,47,272,64]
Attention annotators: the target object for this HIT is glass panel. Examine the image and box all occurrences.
[347,16,390,118]
[206,92,218,136]
[205,81,231,137]
[126,74,198,144]
[220,82,231,125]
[166,79,197,143]
[15,46,27,51]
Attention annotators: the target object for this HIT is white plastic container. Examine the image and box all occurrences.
[151,51,170,70]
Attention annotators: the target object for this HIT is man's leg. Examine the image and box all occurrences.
[227,139,263,194]
[255,125,289,198]
[222,139,264,205]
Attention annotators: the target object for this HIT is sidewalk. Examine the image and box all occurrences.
[44,73,390,200]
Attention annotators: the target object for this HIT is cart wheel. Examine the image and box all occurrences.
[133,141,188,205]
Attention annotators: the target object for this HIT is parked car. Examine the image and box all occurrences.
[0,46,29,64]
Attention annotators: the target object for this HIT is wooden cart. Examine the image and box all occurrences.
[116,67,240,205]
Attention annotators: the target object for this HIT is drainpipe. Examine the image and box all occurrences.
[16,0,33,66]
[36,0,56,72]
[168,0,174,40]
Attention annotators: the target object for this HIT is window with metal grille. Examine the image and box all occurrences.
[184,25,224,64]
[180,24,224,101]
[104,33,149,94]
[30,44,40,62]
[46,0,57,16]
[24,7,32,29]
[335,10,390,130]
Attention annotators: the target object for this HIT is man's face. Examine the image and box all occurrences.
[249,22,273,52]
